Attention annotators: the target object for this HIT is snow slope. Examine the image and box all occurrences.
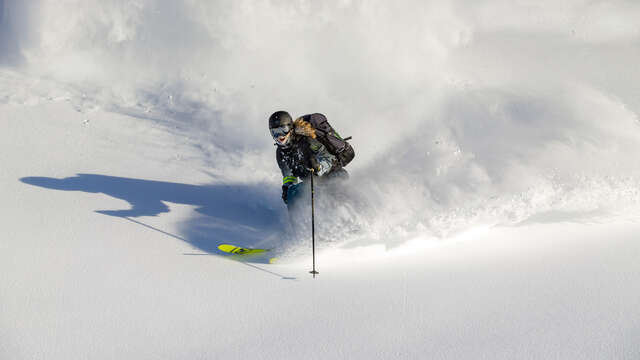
[2,1,640,359]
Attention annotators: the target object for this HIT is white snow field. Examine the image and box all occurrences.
[3,1,640,359]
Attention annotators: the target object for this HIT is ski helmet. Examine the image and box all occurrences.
[269,111,294,147]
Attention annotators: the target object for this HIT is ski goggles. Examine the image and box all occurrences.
[270,124,292,139]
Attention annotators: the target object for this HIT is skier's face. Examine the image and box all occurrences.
[270,124,293,146]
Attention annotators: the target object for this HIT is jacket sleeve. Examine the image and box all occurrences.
[308,138,338,175]
[276,148,297,186]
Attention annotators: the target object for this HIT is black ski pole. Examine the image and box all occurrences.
[309,168,319,277]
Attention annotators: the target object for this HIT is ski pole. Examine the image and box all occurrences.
[309,168,318,278]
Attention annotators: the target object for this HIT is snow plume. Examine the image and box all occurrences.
[3,1,640,245]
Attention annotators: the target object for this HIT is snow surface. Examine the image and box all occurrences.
[2,1,640,359]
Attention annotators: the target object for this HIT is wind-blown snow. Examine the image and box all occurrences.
[2,1,640,359]
[3,0,640,246]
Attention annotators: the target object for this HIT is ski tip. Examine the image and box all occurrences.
[217,244,269,255]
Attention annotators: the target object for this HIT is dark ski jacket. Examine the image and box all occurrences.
[276,117,341,188]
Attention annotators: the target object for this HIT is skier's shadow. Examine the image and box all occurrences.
[20,174,288,257]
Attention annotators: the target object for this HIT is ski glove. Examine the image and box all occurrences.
[281,185,289,204]
[316,158,332,176]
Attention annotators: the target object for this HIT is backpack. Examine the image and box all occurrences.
[300,113,355,167]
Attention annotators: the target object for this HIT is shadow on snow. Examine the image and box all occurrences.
[20,174,290,264]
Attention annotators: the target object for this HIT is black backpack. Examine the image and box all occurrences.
[300,113,355,167]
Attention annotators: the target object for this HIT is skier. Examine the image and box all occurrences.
[268,111,352,205]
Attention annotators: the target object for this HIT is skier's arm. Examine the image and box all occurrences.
[308,138,338,176]
[276,148,297,203]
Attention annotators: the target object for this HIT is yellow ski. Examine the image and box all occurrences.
[217,244,277,263]
[217,244,269,255]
